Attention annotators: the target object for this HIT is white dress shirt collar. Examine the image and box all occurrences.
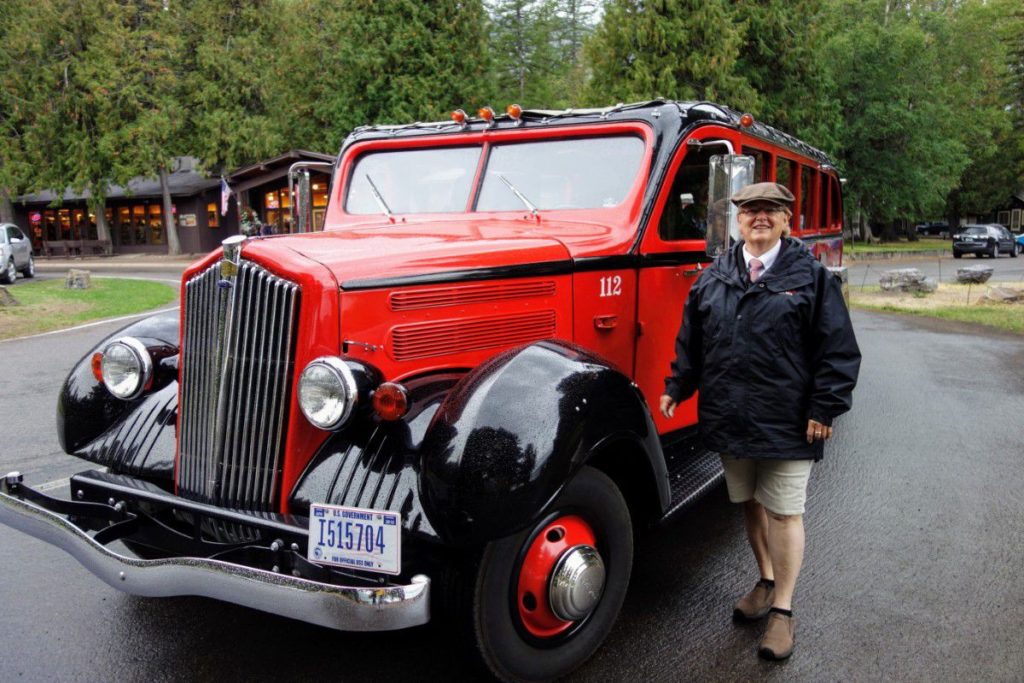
[742,239,782,274]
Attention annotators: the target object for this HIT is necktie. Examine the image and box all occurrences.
[749,258,764,283]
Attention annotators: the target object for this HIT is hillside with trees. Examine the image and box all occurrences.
[1,0,1020,250]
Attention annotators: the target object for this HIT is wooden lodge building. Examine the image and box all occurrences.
[13,150,333,256]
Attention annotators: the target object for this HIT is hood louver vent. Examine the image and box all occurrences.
[389,280,556,311]
[389,311,556,361]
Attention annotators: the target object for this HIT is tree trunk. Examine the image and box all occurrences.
[0,188,14,224]
[159,165,182,255]
[881,219,898,242]
[89,197,111,242]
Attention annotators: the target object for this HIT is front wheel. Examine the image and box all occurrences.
[1,259,15,284]
[21,254,35,278]
[953,250,962,259]
[469,466,633,682]
[1011,244,1019,258]
[990,243,999,258]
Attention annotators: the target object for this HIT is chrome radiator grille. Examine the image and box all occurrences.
[178,260,300,511]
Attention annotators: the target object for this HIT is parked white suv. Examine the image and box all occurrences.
[0,224,35,284]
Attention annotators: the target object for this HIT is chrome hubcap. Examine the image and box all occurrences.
[548,544,605,621]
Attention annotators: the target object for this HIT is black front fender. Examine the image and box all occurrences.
[419,340,668,545]
[57,310,180,479]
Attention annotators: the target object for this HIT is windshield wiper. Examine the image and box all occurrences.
[364,174,395,223]
[497,174,539,218]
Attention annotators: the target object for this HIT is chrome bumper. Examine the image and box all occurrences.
[0,474,430,632]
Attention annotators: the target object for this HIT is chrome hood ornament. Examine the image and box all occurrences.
[219,235,246,286]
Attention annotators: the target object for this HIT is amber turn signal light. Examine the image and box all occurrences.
[506,103,523,120]
[451,109,467,125]
[739,113,754,128]
[478,106,496,123]
[91,352,104,383]
[373,382,409,421]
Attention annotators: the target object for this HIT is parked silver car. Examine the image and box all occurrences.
[0,223,35,283]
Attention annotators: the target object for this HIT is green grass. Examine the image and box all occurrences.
[0,277,177,340]
[851,283,1024,334]
[847,238,949,254]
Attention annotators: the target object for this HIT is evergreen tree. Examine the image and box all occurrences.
[823,0,968,239]
[583,0,759,110]
[734,0,840,151]
[272,0,491,152]
[487,0,562,107]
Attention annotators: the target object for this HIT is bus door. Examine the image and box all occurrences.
[635,130,738,435]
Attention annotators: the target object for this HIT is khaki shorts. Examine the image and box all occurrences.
[719,454,813,516]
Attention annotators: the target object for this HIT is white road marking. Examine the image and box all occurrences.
[0,305,180,344]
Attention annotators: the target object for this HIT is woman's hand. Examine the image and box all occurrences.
[659,395,678,419]
[806,419,833,443]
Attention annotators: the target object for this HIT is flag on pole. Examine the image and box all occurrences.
[220,177,232,216]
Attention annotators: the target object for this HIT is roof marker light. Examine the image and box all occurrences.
[478,106,496,127]
[451,109,468,127]
[506,103,523,125]
[739,113,755,128]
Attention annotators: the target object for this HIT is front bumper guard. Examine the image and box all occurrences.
[0,472,430,632]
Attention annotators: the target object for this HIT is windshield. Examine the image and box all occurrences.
[476,136,645,211]
[345,146,480,215]
[344,135,646,216]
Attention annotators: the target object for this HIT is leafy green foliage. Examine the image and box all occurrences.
[0,0,1020,249]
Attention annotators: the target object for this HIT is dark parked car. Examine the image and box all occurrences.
[915,221,950,237]
[952,224,1019,258]
[0,223,35,284]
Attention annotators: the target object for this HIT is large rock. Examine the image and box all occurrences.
[978,286,1023,304]
[955,266,993,284]
[0,285,19,307]
[879,268,937,294]
[65,269,92,290]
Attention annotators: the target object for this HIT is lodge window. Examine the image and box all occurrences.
[114,203,176,245]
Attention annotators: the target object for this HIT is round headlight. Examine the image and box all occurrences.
[100,337,153,400]
[298,357,358,430]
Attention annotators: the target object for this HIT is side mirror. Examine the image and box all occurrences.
[287,162,335,233]
[706,155,754,257]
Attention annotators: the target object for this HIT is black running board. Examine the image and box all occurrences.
[659,444,723,523]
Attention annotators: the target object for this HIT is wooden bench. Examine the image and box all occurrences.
[41,240,69,257]
[80,239,113,255]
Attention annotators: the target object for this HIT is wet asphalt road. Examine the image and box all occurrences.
[847,252,1024,288]
[2,306,1024,681]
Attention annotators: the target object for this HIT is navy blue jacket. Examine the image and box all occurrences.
[664,238,861,460]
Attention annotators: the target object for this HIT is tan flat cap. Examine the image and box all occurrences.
[731,182,795,207]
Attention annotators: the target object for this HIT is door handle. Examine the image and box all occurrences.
[593,314,618,330]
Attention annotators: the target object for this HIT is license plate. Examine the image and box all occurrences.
[307,503,401,575]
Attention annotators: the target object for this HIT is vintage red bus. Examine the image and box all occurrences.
[0,101,843,681]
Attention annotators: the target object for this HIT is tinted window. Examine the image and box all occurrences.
[345,146,480,215]
[477,136,645,211]
[963,227,987,236]
[800,166,813,230]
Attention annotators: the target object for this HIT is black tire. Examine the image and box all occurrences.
[1,259,15,284]
[21,254,35,278]
[468,466,633,682]
[989,243,998,258]
[1011,244,1018,258]
[953,250,962,259]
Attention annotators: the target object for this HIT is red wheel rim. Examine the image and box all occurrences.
[516,514,597,638]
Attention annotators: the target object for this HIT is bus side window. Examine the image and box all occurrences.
[745,148,772,182]
[818,170,828,229]
[800,165,813,231]
[658,147,715,241]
